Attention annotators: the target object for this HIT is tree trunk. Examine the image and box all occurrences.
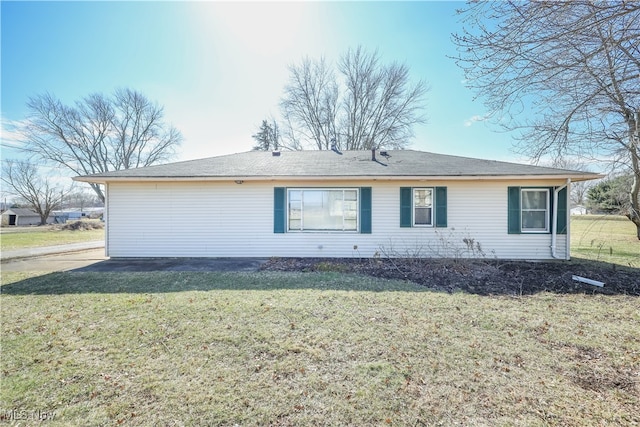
[627,172,640,240]
[631,217,640,240]
[628,113,640,240]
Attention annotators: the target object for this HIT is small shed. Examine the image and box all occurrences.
[570,205,588,215]
[0,208,54,226]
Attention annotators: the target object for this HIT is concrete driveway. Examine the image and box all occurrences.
[1,245,267,273]
[1,248,109,273]
[73,256,268,272]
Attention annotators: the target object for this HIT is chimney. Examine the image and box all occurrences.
[371,147,376,161]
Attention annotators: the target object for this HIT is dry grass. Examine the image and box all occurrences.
[0,221,104,251]
[1,271,638,426]
[571,215,639,268]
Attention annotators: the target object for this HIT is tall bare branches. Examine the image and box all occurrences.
[281,57,339,150]
[1,160,65,225]
[452,1,640,238]
[280,46,428,150]
[23,88,182,202]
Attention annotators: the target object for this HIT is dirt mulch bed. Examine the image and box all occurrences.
[260,257,640,296]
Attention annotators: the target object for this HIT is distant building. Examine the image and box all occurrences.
[570,205,588,215]
[0,208,54,226]
[53,208,105,220]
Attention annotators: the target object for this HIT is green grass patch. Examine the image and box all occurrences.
[0,224,104,251]
[570,215,639,268]
[1,271,638,426]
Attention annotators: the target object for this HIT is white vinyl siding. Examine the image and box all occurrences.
[105,179,569,260]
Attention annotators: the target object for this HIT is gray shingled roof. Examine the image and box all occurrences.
[2,208,40,217]
[74,150,601,182]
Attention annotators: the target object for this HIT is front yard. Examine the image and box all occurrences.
[1,215,638,425]
[1,271,638,426]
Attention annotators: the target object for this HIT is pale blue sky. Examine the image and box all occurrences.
[1,1,523,167]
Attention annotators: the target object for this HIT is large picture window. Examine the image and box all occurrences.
[521,189,549,232]
[288,189,358,231]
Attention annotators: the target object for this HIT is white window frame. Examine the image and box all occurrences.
[521,188,550,233]
[413,187,434,227]
[287,188,359,232]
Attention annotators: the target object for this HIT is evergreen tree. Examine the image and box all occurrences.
[252,120,280,151]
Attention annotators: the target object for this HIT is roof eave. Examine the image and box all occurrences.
[73,173,604,184]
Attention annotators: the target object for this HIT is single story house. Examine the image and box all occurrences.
[0,208,54,226]
[74,149,601,260]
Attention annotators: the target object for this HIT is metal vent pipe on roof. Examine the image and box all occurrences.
[371,148,376,161]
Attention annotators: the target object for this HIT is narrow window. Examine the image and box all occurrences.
[413,188,433,226]
[521,189,549,232]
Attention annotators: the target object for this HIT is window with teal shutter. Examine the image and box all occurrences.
[400,186,447,228]
[435,187,447,227]
[360,187,372,234]
[400,187,412,227]
[508,186,566,234]
[508,187,521,234]
[556,187,567,234]
[273,187,285,233]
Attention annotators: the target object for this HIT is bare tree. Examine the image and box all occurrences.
[66,188,103,210]
[549,158,594,208]
[571,180,593,209]
[280,46,428,150]
[22,88,182,203]
[1,160,65,225]
[339,47,428,150]
[452,1,640,238]
[281,57,339,150]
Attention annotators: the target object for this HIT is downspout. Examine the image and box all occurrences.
[104,183,109,257]
[551,178,570,259]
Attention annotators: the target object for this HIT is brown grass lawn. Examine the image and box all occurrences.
[0,221,104,252]
[571,215,639,268]
[1,272,638,426]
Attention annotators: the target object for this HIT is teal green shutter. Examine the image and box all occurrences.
[508,187,521,234]
[556,187,567,234]
[400,187,412,227]
[360,187,372,234]
[435,187,447,228]
[274,187,285,233]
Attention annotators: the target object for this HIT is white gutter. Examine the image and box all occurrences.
[73,173,602,185]
[551,178,570,259]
